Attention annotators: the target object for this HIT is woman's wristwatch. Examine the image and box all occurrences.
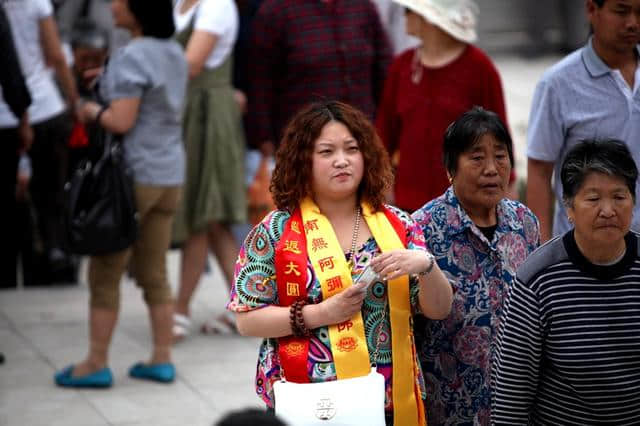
[418,252,435,276]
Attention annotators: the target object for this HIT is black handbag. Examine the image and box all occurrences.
[63,125,138,255]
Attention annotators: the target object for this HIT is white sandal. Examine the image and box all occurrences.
[200,311,238,335]
[172,313,192,342]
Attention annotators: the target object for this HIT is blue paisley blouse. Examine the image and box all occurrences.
[411,187,540,426]
[227,206,427,412]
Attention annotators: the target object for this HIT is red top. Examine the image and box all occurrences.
[375,46,509,212]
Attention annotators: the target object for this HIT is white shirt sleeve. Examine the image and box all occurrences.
[193,0,235,38]
[33,0,53,19]
[526,77,566,162]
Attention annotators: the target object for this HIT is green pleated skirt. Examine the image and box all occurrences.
[172,78,247,243]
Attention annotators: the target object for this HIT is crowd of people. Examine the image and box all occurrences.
[1,0,639,424]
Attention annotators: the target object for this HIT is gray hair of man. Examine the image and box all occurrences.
[560,139,638,207]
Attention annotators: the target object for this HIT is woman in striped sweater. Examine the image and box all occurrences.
[493,139,640,425]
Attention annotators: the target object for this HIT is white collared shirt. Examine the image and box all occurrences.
[611,62,640,100]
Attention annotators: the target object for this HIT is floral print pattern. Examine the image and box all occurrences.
[411,187,540,425]
[228,206,427,413]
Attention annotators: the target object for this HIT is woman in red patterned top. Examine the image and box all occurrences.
[229,100,453,425]
[376,0,509,212]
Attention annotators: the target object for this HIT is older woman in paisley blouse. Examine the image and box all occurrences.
[411,107,540,425]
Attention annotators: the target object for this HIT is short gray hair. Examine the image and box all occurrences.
[561,139,638,206]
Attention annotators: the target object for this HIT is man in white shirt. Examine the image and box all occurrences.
[0,4,32,289]
[526,0,640,242]
[0,0,79,285]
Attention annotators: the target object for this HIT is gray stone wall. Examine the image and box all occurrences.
[476,0,589,54]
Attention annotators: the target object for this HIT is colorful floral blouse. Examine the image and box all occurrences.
[227,206,427,412]
[411,187,540,426]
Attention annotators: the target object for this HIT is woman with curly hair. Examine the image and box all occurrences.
[227,100,452,425]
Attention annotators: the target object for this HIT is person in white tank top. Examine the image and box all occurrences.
[0,0,79,286]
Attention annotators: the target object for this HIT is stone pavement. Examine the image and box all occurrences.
[1,252,262,426]
[0,52,564,426]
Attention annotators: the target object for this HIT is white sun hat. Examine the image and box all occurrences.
[393,0,479,43]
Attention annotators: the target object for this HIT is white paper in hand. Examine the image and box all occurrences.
[353,265,379,293]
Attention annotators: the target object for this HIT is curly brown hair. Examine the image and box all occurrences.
[270,100,393,212]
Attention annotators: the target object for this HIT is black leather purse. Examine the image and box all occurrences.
[63,123,138,255]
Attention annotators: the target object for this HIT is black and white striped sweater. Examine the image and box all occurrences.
[493,231,640,425]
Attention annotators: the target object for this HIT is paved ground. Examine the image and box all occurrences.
[0,52,564,426]
[1,252,263,426]
[496,53,562,180]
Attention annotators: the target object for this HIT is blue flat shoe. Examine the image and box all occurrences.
[54,365,113,388]
[128,362,175,383]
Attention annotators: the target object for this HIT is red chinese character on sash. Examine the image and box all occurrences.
[326,276,343,291]
[337,320,353,332]
[318,256,335,272]
[283,240,302,254]
[311,237,328,252]
[284,262,301,276]
[305,219,319,234]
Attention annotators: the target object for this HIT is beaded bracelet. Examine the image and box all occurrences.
[294,300,310,337]
[289,300,310,337]
[289,302,299,335]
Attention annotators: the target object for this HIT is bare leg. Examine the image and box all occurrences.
[148,302,173,364]
[207,222,238,291]
[72,307,118,377]
[202,222,239,332]
[175,232,208,317]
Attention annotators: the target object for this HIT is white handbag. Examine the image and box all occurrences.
[274,280,388,425]
[273,367,386,426]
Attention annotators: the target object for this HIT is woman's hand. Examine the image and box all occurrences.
[319,284,367,325]
[370,249,431,281]
[81,67,103,90]
[17,112,33,153]
[233,89,248,114]
[79,98,140,133]
[80,100,102,123]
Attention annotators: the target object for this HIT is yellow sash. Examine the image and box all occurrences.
[301,198,425,425]
[301,198,370,379]
[362,203,424,426]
